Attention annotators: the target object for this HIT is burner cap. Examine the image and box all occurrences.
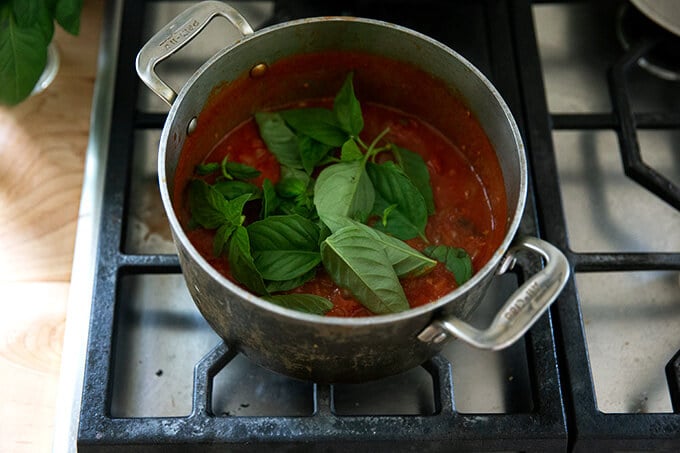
[617,2,680,80]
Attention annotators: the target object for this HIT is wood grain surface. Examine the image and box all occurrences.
[0,1,104,451]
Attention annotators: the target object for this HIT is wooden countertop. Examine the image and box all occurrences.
[0,1,105,451]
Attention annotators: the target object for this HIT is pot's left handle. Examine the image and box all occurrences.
[136,1,254,106]
[418,237,570,350]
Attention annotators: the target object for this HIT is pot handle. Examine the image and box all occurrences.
[418,237,570,350]
[136,1,254,106]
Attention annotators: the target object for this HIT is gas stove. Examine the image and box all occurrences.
[54,1,680,451]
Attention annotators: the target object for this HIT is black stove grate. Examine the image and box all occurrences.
[510,1,680,451]
[77,0,679,451]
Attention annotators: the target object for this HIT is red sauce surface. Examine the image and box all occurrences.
[175,51,508,317]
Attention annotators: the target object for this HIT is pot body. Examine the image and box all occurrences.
[158,16,528,383]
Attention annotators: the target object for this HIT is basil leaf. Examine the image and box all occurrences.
[188,180,231,229]
[370,228,436,278]
[0,4,48,105]
[314,161,375,232]
[333,73,364,137]
[36,1,55,43]
[298,134,334,174]
[326,217,436,278]
[55,0,82,35]
[195,162,220,175]
[221,193,250,225]
[222,157,261,180]
[280,108,348,147]
[12,0,40,27]
[272,167,317,219]
[255,112,303,169]
[213,223,236,257]
[340,139,363,162]
[228,226,268,295]
[213,180,261,201]
[278,197,316,220]
[424,245,473,286]
[265,269,317,293]
[248,215,321,281]
[261,178,278,218]
[189,180,249,229]
[321,225,409,314]
[263,294,333,315]
[392,144,435,215]
[367,161,428,240]
[276,166,310,198]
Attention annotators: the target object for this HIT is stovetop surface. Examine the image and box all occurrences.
[58,1,680,452]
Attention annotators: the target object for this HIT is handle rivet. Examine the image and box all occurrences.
[250,63,268,78]
[432,332,448,344]
[187,117,198,135]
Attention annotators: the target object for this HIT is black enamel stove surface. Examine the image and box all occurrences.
[77,1,680,451]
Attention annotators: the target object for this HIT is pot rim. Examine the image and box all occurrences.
[158,15,527,327]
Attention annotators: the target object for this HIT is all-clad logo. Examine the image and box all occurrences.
[160,20,201,50]
[504,281,542,321]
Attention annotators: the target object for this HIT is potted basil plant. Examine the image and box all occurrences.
[0,0,84,106]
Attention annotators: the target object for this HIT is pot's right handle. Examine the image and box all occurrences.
[136,1,254,106]
[418,237,570,350]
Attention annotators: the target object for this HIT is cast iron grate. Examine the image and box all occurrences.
[510,0,680,451]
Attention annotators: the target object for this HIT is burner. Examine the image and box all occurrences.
[617,2,680,80]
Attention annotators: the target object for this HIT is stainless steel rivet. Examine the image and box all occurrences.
[433,332,448,344]
[250,62,268,78]
[187,117,198,135]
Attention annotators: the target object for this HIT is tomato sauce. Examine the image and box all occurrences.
[175,51,508,317]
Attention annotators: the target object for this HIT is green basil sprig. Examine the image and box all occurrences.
[247,215,321,282]
[424,245,473,286]
[0,0,84,105]
[189,72,473,315]
[321,225,409,314]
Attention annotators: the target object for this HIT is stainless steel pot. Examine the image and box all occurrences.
[136,1,570,383]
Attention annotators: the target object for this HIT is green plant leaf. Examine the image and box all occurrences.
[280,108,348,147]
[298,134,333,174]
[369,227,436,277]
[221,193,250,224]
[314,161,375,232]
[55,0,82,35]
[367,161,428,240]
[213,180,261,201]
[221,156,261,180]
[0,4,48,105]
[272,166,317,219]
[262,294,333,315]
[228,226,268,295]
[188,180,230,229]
[326,217,436,278]
[261,178,278,218]
[265,269,316,293]
[12,0,41,27]
[424,245,473,286]
[36,0,55,43]
[276,166,310,198]
[188,180,249,229]
[333,73,364,137]
[392,144,435,215]
[321,225,409,314]
[247,215,321,281]
[213,223,236,257]
[255,112,303,169]
[340,139,363,162]
[195,162,220,175]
